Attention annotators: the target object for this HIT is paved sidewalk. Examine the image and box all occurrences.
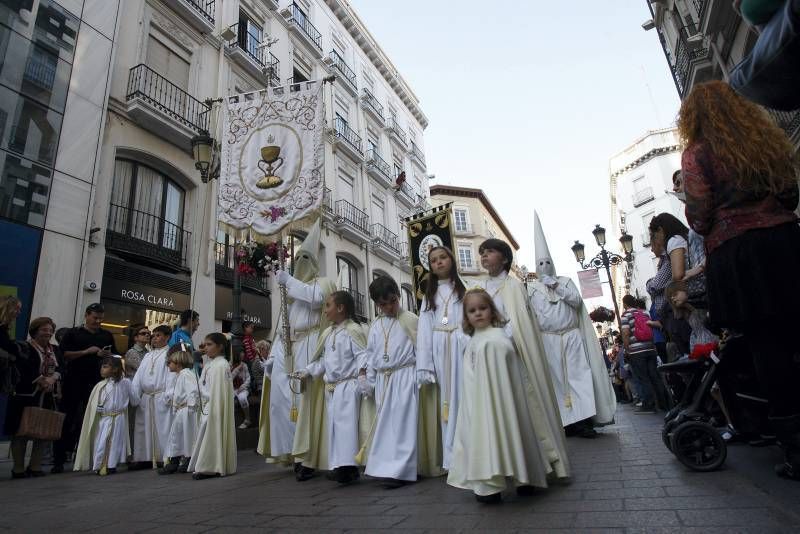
[0,404,799,533]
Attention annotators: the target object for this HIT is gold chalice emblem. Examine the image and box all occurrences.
[256,145,284,189]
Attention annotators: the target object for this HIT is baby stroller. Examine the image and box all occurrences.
[658,333,770,472]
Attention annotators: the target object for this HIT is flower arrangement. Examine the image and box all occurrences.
[236,241,289,276]
[589,306,616,323]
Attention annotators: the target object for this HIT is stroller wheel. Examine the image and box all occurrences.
[670,421,727,472]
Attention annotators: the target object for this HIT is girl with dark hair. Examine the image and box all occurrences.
[679,81,800,479]
[417,246,467,469]
[188,333,236,479]
[73,356,133,475]
[293,290,369,485]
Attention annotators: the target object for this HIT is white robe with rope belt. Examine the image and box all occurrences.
[131,346,176,463]
[529,278,596,426]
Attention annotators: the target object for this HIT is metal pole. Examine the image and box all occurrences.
[230,239,243,360]
[601,247,624,333]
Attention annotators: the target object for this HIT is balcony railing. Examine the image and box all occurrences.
[334,199,370,234]
[333,116,363,155]
[385,116,407,145]
[214,242,269,291]
[399,241,410,259]
[633,187,655,208]
[692,0,708,21]
[227,24,281,79]
[459,260,480,272]
[454,222,474,235]
[366,148,392,180]
[183,0,215,24]
[371,223,400,254]
[362,88,384,120]
[673,27,710,97]
[329,50,356,89]
[770,109,800,140]
[126,64,209,133]
[288,3,322,52]
[342,287,366,319]
[397,180,416,204]
[409,140,425,166]
[322,186,334,214]
[106,203,191,270]
[23,50,56,89]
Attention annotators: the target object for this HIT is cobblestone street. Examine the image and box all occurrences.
[1,404,799,533]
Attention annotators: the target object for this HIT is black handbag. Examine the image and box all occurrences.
[730,0,800,110]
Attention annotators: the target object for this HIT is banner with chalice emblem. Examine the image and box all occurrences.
[217,82,325,239]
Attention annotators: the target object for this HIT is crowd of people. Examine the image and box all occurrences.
[1,79,798,496]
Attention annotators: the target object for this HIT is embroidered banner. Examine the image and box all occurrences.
[405,204,455,311]
[217,82,325,239]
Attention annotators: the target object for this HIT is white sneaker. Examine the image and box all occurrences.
[635,402,643,408]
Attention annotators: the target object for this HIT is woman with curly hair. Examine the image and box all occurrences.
[678,80,800,480]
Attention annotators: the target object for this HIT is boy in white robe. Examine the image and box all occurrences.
[359,276,419,488]
[160,346,200,474]
[130,325,175,468]
[74,357,133,475]
[295,291,369,484]
[189,333,236,479]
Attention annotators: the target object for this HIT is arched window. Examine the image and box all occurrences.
[109,158,186,251]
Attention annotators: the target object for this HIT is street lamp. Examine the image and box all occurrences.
[192,127,242,360]
[571,226,634,331]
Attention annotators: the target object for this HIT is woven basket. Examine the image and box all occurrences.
[17,395,64,441]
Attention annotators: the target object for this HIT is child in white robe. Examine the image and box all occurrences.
[230,351,251,429]
[447,289,550,503]
[189,333,237,479]
[296,291,368,484]
[416,246,466,470]
[73,356,133,475]
[360,276,419,489]
[130,325,175,469]
[160,346,200,474]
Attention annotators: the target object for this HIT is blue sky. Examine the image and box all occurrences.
[349,0,681,305]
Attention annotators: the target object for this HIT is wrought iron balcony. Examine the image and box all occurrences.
[365,148,393,185]
[214,242,269,292]
[226,24,281,85]
[171,0,215,32]
[385,116,407,147]
[409,140,425,167]
[633,187,655,208]
[399,241,410,259]
[334,199,370,236]
[672,27,711,97]
[322,186,334,215]
[23,49,56,89]
[692,0,708,20]
[328,50,357,93]
[182,0,214,24]
[361,88,384,123]
[287,3,322,54]
[454,222,474,235]
[371,223,401,255]
[396,180,416,207]
[106,203,191,270]
[333,116,363,158]
[126,64,209,133]
[342,287,367,320]
[459,260,480,273]
[769,109,800,142]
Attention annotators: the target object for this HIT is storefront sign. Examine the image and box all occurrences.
[102,277,190,311]
[215,285,271,327]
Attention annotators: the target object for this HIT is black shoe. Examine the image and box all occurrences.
[127,461,150,471]
[11,471,28,479]
[775,463,800,481]
[325,470,338,481]
[475,492,502,503]
[192,472,221,480]
[177,458,190,473]
[295,466,314,482]
[578,427,599,439]
[335,467,360,485]
[158,460,179,475]
[515,485,536,496]
[107,468,117,474]
[25,468,45,478]
[50,464,64,474]
[380,478,407,489]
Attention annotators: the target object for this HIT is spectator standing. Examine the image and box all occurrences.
[5,317,61,478]
[52,303,114,473]
[124,325,150,454]
[169,310,199,373]
[679,81,800,479]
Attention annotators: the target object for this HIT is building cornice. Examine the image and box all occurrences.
[322,0,429,129]
[609,144,681,179]
[429,184,519,250]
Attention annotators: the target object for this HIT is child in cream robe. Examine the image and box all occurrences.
[162,347,201,473]
[131,345,175,467]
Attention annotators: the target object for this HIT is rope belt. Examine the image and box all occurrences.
[541,326,579,409]
[99,411,122,476]
[433,325,457,423]
[100,411,122,418]
[325,374,359,392]
[378,361,415,376]
[142,389,164,468]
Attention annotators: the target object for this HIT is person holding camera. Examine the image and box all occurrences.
[51,303,115,473]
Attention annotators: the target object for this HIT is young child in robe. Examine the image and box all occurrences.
[359,276,419,489]
[447,289,551,503]
[160,345,200,474]
[73,356,133,475]
[295,291,368,485]
[189,333,237,479]
[230,350,252,429]
[416,246,466,470]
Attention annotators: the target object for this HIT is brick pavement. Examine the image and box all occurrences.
[1,404,799,533]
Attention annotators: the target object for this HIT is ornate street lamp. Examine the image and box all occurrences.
[191,132,214,184]
[571,226,634,331]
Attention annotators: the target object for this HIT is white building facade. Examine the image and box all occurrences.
[2,0,430,351]
[609,127,683,305]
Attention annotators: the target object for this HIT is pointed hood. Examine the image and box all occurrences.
[534,211,557,277]
[293,219,321,283]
